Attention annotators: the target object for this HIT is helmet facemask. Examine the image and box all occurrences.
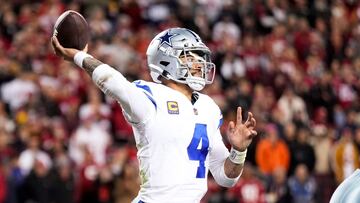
[174,47,216,91]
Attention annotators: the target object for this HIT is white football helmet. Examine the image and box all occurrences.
[146,28,216,91]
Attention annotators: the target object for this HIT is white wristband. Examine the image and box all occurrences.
[229,148,247,164]
[74,51,93,68]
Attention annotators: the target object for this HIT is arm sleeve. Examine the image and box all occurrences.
[209,129,240,187]
[91,64,156,124]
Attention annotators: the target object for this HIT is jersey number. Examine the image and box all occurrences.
[187,124,209,178]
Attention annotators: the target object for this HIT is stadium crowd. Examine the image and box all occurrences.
[0,0,359,203]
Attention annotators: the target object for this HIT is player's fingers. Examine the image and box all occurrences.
[251,130,257,135]
[228,121,235,133]
[236,107,242,125]
[51,37,59,53]
[52,36,63,51]
[246,118,257,131]
[251,117,256,128]
[244,112,253,127]
[51,37,56,50]
[51,38,56,55]
[51,36,57,47]
[83,44,88,52]
[246,112,252,123]
[246,130,257,140]
[52,36,67,58]
[51,40,61,56]
[250,130,257,137]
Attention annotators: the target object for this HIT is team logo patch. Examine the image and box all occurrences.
[167,101,179,114]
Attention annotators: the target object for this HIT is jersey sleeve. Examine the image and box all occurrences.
[208,129,240,187]
[208,108,240,187]
[92,64,156,125]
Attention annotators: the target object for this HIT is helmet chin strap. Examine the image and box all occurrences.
[186,77,205,91]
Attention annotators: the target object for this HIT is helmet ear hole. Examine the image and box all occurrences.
[162,70,170,79]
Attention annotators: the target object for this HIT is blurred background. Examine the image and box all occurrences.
[0,0,359,203]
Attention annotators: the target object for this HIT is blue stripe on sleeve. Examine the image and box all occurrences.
[218,118,223,129]
[133,81,157,109]
[144,93,157,109]
[134,80,153,95]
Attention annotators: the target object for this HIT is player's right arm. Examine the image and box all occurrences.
[51,36,155,124]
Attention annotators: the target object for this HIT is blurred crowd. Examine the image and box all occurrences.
[0,0,359,203]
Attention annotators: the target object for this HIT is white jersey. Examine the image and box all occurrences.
[92,64,238,203]
[330,169,360,203]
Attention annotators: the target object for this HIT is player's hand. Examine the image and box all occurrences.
[227,107,257,152]
[51,36,88,61]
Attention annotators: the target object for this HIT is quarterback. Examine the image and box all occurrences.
[52,28,257,203]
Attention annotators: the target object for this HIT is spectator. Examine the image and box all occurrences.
[283,122,296,143]
[265,23,288,59]
[88,6,112,39]
[293,17,312,62]
[336,66,358,109]
[308,71,337,124]
[241,35,262,82]
[49,155,75,203]
[212,15,240,43]
[79,86,111,131]
[355,128,360,152]
[258,0,286,34]
[69,105,111,166]
[219,52,246,81]
[18,134,52,176]
[20,157,53,203]
[277,87,308,125]
[95,36,138,73]
[312,125,335,203]
[95,166,115,203]
[251,85,276,123]
[1,74,39,111]
[288,164,317,203]
[289,126,316,175]
[266,167,293,203]
[114,160,140,203]
[332,127,360,184]
[226,79,253,113]
[227,163,266,203]
[255,124,290,175]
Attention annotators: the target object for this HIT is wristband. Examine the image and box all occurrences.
[229,148,247,164]
[74,51,93,68]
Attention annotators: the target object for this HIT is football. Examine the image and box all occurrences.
[53,10,89,50]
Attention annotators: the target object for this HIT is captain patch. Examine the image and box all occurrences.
[167,101,179,114]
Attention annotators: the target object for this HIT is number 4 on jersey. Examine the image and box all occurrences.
[187,124,209,178]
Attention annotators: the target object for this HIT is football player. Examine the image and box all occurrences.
[52,27,257,203]
[330,169,360,203]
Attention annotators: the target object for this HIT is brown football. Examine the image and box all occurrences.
[53,10,89,50]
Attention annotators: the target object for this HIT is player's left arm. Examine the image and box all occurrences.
[209,107,257,187]
[225,107,257,177]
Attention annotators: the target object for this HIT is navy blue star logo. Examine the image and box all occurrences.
[158,31,178,47]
